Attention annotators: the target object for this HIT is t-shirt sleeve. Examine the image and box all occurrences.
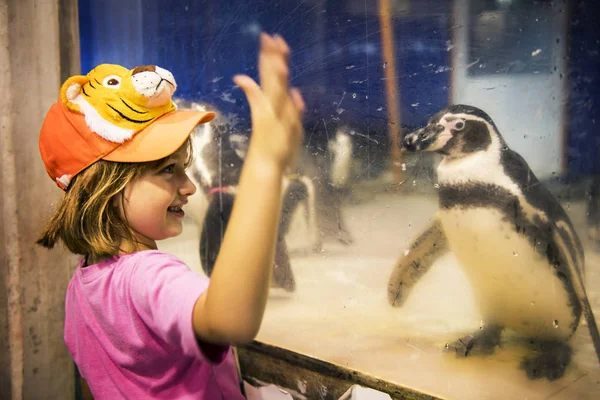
[128,251,229,364]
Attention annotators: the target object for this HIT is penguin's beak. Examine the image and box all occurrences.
[402,123,444,152]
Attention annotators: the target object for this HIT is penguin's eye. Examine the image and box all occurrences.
[454,121,465,131]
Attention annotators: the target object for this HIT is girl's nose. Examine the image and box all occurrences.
[180,173,197,197]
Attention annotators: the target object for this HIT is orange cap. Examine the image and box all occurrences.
[39,63,215,190]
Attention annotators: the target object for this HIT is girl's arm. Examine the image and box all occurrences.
[192,33,304,344]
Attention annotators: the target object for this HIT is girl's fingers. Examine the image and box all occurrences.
[233,74,267,112]
[289,88,305,114]
[259,33,290,116]
[281,90,304,145]
[272,34,291,60]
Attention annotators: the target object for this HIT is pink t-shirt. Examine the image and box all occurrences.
[64,250,245,400]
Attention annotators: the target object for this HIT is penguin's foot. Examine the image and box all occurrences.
[336,228,353,246]
[312,238,323,253]
[445,324,503,357]
[520,340,572,381]
[272,263,296,292]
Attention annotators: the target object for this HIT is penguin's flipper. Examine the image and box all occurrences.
[388,218,449,307]
[551,226,600,367]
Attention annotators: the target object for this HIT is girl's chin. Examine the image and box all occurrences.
[163,223,184,239]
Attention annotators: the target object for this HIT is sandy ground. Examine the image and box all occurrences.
[159,179,600,400]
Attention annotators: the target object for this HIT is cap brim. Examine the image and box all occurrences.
[102,110,215,162]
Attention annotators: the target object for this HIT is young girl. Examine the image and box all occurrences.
[37,33,304,399]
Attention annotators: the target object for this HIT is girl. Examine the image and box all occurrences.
[37,33,304,399]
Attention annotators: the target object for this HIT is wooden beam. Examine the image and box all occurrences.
[378,0,404,185]
[238,341,441,400]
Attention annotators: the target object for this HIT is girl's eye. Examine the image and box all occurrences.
[162,165,175,174]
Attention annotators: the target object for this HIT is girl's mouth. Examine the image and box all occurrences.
[167,205,185,218]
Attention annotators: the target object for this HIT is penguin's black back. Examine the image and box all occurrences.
[500,148,584,269]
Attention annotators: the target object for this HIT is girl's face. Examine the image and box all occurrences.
[116,145,196,252]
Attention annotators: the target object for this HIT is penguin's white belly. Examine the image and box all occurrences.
[439,207,576,340]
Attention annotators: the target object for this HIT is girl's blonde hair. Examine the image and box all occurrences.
[37,138,193,259]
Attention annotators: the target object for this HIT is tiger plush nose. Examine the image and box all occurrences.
[131,65,177,107]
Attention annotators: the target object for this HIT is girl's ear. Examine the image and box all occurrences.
[112,192,123,211]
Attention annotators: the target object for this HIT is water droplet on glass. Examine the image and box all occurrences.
[352,93,357,99]
[444,343,449,350]
[404,249,410,256]
[383,62,388,69]
[530,301,536,306]
[412,180,417,187]
[513,252,518,257]
[553,320,559,328]
[401,163,407,171]
[434,183,440,189]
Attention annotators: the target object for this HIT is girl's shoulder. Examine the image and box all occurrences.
[124,250,200,280]
[78,250,190,281]
[126,249,184,263]
[122,250,191,274]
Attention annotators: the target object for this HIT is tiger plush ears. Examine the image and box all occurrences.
[59,64,177,143]
[40,64,215,190]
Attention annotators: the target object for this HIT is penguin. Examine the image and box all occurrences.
[281,172,322,253]
[387,104,600,380]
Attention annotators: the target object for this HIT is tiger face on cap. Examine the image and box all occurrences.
[59,64,177,143]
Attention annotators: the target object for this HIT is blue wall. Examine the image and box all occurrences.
[78,0,600,176]
[78,0,451,139]
[565,1,600,177]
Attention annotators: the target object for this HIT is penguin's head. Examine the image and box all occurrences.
[402,105,502,158]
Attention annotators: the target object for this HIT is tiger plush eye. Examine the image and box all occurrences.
[454,121,465,130]
[102,75,122,88]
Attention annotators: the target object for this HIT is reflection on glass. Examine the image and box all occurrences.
[80,0,600,398]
